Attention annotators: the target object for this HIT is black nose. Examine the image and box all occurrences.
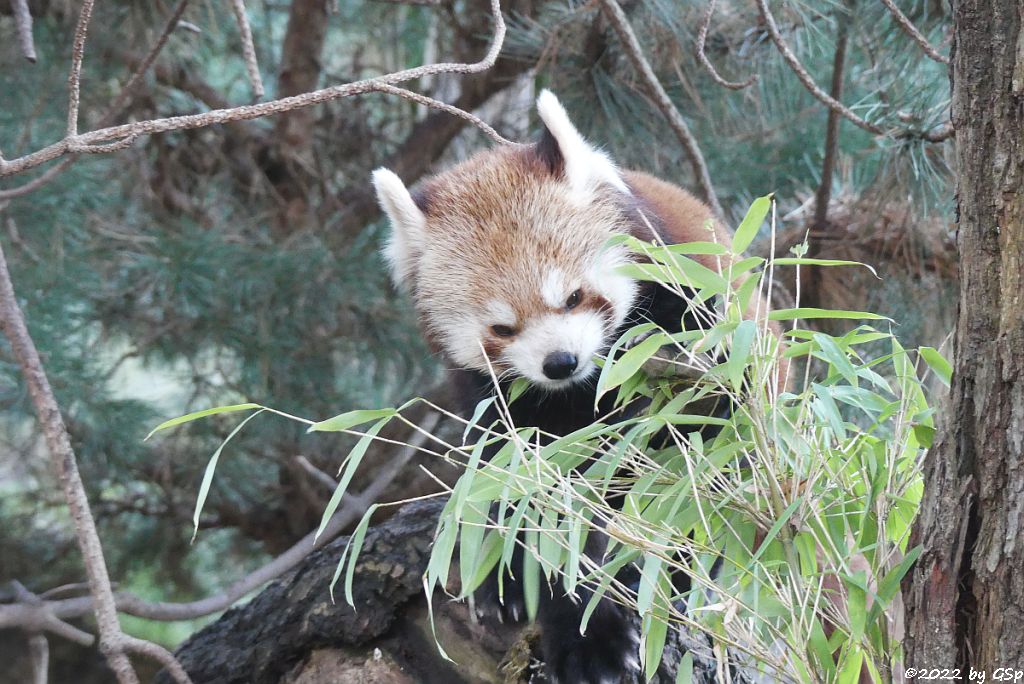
[542,351,578,380]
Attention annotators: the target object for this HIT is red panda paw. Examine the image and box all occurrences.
[538,598,641,684]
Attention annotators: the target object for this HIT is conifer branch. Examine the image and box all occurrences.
[696,0,758,90]
[753,0,886,136]
[0,0,190,200]
[597,0,724,218]
[878,0,949,64]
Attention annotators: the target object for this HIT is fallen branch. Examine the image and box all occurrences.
[598,0,724,218]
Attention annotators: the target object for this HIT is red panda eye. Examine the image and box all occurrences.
[565,289,582,310]
[491,324,516,338]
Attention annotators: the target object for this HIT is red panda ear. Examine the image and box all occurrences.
[372,168,426,290]
[535,90,630,200]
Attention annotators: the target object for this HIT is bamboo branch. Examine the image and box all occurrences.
[878,0,949,64]
[0,0,507,179]
[696,0,757,90]
[597,0,724,218]
[227,0,265,99]
[0,242,192,684]
[12,0,36,63]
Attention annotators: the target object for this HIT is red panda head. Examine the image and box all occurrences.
[372,91,640,390]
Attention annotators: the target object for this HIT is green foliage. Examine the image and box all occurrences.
[164,197,943,681]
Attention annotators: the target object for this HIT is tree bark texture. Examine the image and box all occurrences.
[903,0,1024,667]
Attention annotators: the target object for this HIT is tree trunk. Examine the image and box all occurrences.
[903,0,1024,668]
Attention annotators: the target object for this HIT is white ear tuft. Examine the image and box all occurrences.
[372,167,426,289]
[535,90,629,198]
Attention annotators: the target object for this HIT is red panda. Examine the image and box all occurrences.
[373,91,771,683]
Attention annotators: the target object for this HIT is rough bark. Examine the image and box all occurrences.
[903,0,1024,667]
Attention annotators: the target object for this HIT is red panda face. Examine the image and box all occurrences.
[373,91,639,389]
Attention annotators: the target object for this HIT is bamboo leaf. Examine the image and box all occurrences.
[732,194,773,253]
[147,403,261,440]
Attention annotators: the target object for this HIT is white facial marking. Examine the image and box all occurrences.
[503,311,608,388]
[484,299,516,326]
[541,269,567,308]
[589,244,638,327]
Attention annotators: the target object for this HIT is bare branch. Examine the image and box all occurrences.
[878,0,949,64]
[367,82,515,145]
[0,0,189,200]
[1,0,507,179]
[5,582,96,646]
[227,0,265,99]
[0,159,74,200]
[12,0,36,63]
[597,0,724,218]
[27,634,48,684]
[696,0,757,90]
[0,242,198,684]
[67,0,97,137]
[123,636,192,684]
[105,0,192,118]
[753,0,886,136]
[294,455,338,492]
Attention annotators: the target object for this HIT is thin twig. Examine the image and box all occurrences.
[294,455,338,491]
[1,0,506,178]
[696,0,757,90]
[0,0,189,200]
[0,412,442,627]
[123,635,192,684]
[367,82,514,145]
[597,0,724,218]
[28,634,48,684]
[0,242,198,684]
[12,0,37,63]
[227,0,265,99]
[753,0,885,136]
[106,0,192,118]
[67,0,97,137]
[878,0,949,64]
